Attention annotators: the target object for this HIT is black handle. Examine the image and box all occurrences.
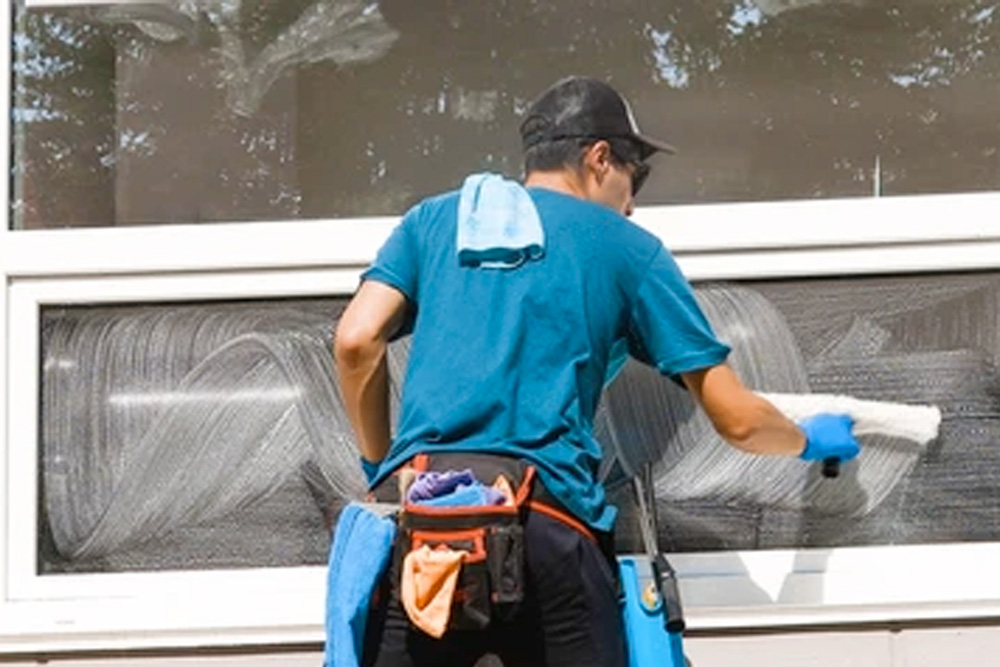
[822,457,840,478]
[653,553,686,633]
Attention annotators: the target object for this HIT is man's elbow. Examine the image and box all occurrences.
[710,400,771,450]
[714,417,757,449]
[334,321,383,370]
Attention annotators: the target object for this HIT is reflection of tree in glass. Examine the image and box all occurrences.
[10,1,999,228]
[12,11,116,228]
[320,0,998,209]
[639,0,998,200]
[206,0,399,116]
[12,1,400,228]
[646,0,997,90]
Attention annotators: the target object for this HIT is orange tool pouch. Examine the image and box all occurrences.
[392,453,534,631]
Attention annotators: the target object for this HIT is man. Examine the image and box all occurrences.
[334,76,859,667]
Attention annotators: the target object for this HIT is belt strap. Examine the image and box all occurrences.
[526,499,596,544]
[370,452,597,543]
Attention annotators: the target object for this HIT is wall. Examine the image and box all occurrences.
[6,625,1000,666]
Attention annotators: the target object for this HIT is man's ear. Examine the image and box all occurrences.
[583,140,613,181]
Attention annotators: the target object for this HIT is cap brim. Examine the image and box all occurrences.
[635,133,677,158]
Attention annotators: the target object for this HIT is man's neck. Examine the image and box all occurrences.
[523,170,588,200]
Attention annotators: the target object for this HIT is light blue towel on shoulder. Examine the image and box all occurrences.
[324,502,396,667]
[457,172,545,269]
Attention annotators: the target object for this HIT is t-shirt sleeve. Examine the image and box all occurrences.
[359,206,420,338]
[626,244,731,379]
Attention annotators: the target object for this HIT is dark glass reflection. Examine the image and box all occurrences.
[12,0,1000,229]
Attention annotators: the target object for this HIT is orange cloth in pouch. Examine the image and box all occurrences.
[400,545,468,638]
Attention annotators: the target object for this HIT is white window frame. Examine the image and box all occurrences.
[6,0,1000,655]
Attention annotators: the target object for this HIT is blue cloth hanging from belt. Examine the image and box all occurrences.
[324,502,396,667]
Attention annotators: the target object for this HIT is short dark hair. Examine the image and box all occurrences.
[523,136,590,173]
[522,133,645,175]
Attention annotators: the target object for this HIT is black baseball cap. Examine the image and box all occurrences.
[520,76,676,159]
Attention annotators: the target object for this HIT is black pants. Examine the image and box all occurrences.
[362,509,626,667]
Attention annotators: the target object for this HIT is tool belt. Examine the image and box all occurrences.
[371,452,595,635]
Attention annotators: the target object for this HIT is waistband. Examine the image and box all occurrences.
[369,451,599,544]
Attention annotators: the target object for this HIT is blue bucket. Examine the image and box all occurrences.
[618,556,687,667]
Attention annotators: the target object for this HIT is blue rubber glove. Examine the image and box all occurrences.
[798,413,860,463]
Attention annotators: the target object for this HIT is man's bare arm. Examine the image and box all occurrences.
[681,364,806,456]
[334,280,409,464]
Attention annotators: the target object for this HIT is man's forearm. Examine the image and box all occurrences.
[722,392,807,456]
[683,364,807,457]
[335,339,393,464]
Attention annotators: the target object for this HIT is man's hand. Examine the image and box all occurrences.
[798,414,861,463]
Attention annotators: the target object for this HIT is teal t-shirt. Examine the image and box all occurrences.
[361,187,730,531]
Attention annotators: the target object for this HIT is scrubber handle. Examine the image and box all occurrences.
[822,457,840,478]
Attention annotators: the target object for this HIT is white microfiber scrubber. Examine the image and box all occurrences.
[757,392,941,445]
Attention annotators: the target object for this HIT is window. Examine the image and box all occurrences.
[4,199,1000,650]
[606,272,1000,554]
[39,297,353,575]
[12,0,1000,229]
[33,271,1000,580]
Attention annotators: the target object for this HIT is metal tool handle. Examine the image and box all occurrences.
[634,469,686,634]
[652,552,685,633]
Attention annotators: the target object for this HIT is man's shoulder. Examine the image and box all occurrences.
[532,189,660,250]
[398,189,461,238]
[410,188,461,217]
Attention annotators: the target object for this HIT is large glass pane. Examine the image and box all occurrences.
[13,1,1000,230]
[12,1,1000,229]
[609,271,1000,553]
[39,298,356,573]
[37,272,1000,573]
